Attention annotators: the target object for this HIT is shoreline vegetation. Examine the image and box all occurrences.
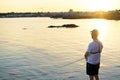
[0,9,120,20]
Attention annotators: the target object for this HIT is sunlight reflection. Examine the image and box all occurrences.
[91,19,108,40]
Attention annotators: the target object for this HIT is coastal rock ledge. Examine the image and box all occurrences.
[48,24,79,28]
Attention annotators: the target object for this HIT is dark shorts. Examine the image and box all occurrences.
[86,62,100,75]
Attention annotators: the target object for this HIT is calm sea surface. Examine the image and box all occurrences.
[0,17,120,80]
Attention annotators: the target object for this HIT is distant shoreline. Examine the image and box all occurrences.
[0,10,120,20]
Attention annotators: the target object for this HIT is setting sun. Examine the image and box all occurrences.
[0,0,119,12]
[88,0,114,11]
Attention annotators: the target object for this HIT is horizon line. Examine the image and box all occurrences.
[0,9,120,13]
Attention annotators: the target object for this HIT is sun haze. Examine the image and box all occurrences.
[0,0,119,12]
[87,0,114,11]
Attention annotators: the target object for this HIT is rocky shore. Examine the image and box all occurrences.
[48,24,79,28]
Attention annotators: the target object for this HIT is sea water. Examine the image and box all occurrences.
[0,17,120,80]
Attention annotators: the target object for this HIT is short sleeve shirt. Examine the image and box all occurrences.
[87,40,103,64]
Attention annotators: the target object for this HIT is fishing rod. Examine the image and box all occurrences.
[59,57,85,68]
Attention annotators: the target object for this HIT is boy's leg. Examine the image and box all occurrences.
[89,75,94,80]
[95,75,99,80]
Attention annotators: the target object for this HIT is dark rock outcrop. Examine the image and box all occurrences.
[48,24,79,28]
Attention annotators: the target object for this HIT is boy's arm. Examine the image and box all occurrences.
[84,52,89,61]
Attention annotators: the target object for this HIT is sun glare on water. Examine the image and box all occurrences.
[91,20,109,40]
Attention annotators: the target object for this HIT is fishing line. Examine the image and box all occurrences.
[58,57,85,68]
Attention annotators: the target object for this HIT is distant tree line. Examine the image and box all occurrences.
[0,10,120,20]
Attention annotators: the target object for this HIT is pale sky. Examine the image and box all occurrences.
[0,0,120,12]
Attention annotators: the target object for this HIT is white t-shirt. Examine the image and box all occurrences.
[87,40,103,64]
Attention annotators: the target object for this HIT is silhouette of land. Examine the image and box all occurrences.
[0,9,120,20]
[48,24,79,28]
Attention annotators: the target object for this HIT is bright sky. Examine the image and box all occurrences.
[0,0,120,12]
